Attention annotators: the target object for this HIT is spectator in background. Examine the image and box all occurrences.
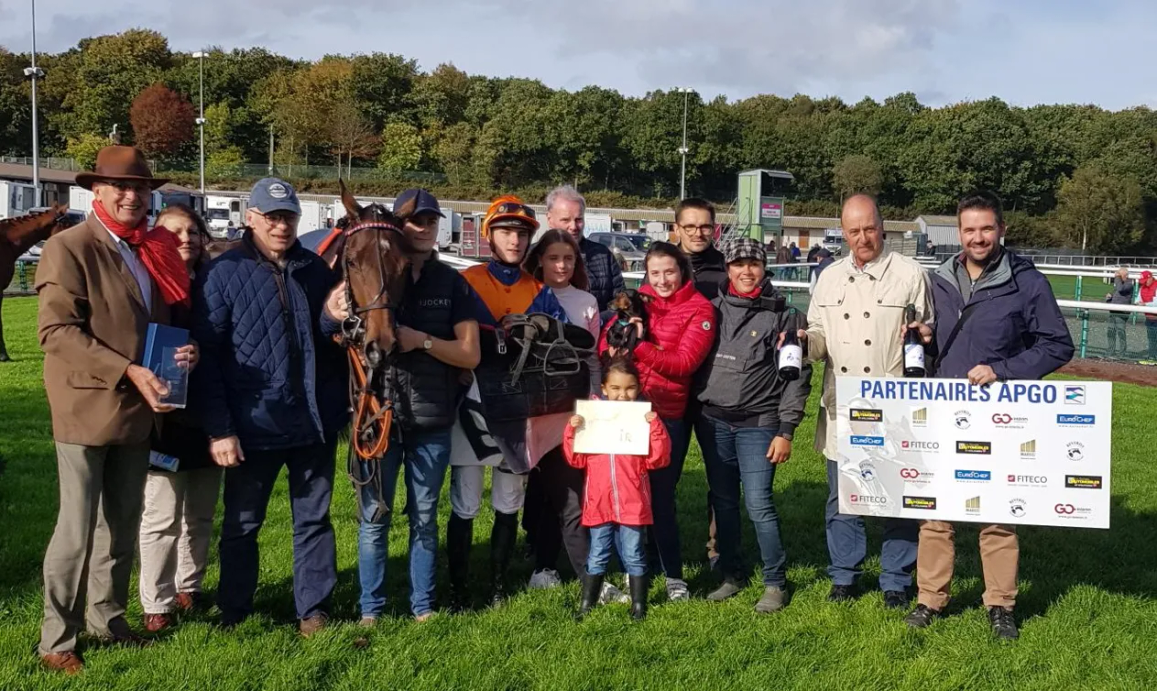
[1106,267,1133,357]
[789,242,801,260]
[1138,270,1157,363]
[545,186,623,312]
[924,240,937,257]
[808,247,834,294]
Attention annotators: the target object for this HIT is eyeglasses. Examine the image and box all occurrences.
[255,210,300,226]
[103,181,151,196]
[679,224,715,235]
[493,202,537,220]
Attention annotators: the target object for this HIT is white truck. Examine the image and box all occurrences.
[205,195,237,237]
[582,212,613,237]
[0,181,39,219]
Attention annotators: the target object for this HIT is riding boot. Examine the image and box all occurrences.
[629,575,649,621]
[489,511,519,606]
[447,514,473,612]
[576,573,604,621]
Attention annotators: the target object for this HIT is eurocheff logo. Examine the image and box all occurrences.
[1057,414,1095,426]
[851,436,885,447]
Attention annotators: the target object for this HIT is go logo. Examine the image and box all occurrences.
[1054,504,1076,515]
[991,413,1013,424]
[900,468,921,479]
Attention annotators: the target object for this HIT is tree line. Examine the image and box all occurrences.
[1,29,1156,253]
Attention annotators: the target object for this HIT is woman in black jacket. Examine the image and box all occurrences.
[694,238,813,613]
[137,205,219,632]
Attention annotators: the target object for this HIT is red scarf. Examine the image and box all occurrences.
[728,283,762,299]
[92,201,191,308]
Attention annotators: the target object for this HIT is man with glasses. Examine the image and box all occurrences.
[192,178,348,637]
[674,198,727,300]
[37,146,196,673]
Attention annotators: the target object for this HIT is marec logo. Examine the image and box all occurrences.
[954,410,972,430]
[911,407,928,427]
[1057,414,1095,427]
[850,408,883,423]
[1066,442,1085,461]
[965,496,981,515]
[1065,385,1086,405]
[851,435,885,447]
[1019,440,1037,459]
[955,469,992,482]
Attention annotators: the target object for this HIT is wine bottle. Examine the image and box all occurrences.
[778,308,803,381]
[903,303,926,377]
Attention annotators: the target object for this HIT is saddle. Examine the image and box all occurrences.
[476,313,595,422]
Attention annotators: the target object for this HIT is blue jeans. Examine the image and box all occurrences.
[218,440,337,621]
[696,417,786,587]
[824,459,917,592]
[356,429,451,617]
[647,418,690,580]
[588,524,647,577]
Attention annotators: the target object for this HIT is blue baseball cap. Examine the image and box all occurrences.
[248,177,302,215]
[394,188,445,218]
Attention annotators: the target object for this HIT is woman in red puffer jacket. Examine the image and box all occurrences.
[598,241,715,601]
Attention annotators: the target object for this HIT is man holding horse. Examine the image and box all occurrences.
[326,188,481,624]
[36,146,197,673]
[191,177,348,636]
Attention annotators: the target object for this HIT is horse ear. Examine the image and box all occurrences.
[339,178,362,219]
[394,196,417,221]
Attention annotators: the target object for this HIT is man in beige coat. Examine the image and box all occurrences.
[794,194,933,608]
[36,146,196,674]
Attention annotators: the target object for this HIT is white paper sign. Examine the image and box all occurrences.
[835,377,1112,529]
[573,400,652,456]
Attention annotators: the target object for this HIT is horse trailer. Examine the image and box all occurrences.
[0,181,39,219]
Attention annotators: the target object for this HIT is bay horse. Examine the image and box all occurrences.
[331,179,414,461]
[0,204,80,361]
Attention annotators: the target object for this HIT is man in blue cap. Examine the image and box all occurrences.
[326,187,481,623]
[191,177,349,636]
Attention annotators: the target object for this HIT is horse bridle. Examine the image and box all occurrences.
[339,219,405,347]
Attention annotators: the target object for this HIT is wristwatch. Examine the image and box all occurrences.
[777,431,794,442]
[422,336,433,351]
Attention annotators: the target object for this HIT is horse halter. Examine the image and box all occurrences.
[339,217,404,348]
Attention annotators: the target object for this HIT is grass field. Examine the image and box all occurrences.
[2,295,1157,690]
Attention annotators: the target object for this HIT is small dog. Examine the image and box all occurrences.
[605,289,651,352]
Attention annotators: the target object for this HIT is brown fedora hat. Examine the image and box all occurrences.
[76,146,170,191]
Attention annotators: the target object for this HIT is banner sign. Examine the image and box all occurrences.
[759,196,784,232]
[836,377,1111,529]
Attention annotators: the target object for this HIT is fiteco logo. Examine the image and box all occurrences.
[850,494,888,505]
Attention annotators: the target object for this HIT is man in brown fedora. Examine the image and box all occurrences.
[37,146,198,673]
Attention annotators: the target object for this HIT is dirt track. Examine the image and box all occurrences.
[1060,359,1157,386]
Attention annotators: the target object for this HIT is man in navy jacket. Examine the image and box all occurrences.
[903,191,1073,641]
[192,178,348,636]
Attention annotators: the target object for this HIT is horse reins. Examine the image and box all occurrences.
[340,220,405,464]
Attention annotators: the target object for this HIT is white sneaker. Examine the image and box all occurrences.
[599,581,630,605]
[528,569,562,590]
[666,578,691,602]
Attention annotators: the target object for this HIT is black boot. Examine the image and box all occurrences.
[576,573,604,620]
[489,511,519,606]
[629,575,649,621]
[447,514,473,612]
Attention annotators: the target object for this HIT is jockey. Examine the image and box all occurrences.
[450,196,565,609]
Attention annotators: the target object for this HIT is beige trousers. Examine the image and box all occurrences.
[40,440,150,655]
[917,520,1019,610]
[138,468,222,614]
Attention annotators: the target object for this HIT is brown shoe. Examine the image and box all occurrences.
[299,613,328,638]
[41,651,84,674]
[174,592,197,612]
[144,613,173,633]
[100,619,151,648]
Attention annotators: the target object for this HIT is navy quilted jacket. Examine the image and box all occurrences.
[191,235,348,450]
[579,238,625,311]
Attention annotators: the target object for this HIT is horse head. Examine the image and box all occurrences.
[0,203,78,252]
[338,179,414,369]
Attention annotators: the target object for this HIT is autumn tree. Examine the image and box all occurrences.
[327,102,380,176]
[129,83,195,157]
[378,121,423,172]
[1053,165,1144,253]
[833,154,884,199]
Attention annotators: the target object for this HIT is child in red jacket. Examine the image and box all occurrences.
[564,356,671,620]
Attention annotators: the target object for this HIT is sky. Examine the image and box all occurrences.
[1,0,1155,110]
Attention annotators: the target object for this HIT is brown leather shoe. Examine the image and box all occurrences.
[299,613,328,638]
[41,651,84,674]
[144,613,173,633]
[100,619,151,648]
[174,592,196,612]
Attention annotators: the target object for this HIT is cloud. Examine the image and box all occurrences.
[0,0,1152,109]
